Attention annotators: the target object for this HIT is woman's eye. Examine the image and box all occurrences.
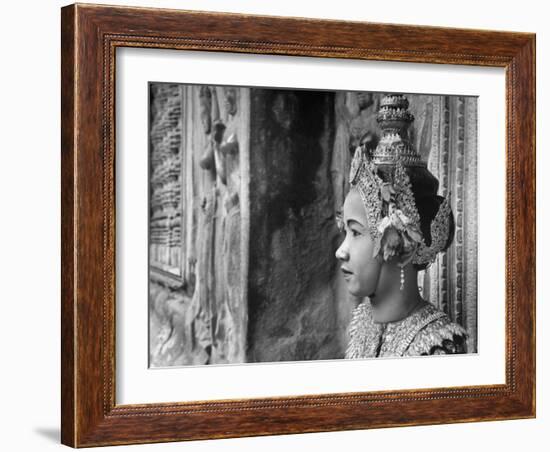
[351,229,361,237]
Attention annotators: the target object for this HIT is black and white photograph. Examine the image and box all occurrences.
[3,0,544,450]
[148,84,478,367]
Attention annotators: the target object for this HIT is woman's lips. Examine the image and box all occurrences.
[341,267,353,278]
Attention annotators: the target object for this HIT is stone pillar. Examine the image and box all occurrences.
[424,95,478,352]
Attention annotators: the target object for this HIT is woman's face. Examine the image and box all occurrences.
[335,189,382,297]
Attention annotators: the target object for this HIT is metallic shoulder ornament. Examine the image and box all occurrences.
[346,301,467,358]
[348,94,452,266]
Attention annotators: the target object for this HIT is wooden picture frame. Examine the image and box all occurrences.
[61,3,535,447]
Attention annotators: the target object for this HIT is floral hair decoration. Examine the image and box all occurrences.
[345,94,452,267]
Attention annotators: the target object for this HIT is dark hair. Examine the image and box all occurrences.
[377,164,455,271]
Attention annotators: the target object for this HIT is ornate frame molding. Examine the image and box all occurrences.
[61,3,535,447]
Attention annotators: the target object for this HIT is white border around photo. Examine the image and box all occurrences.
[116,47,506,405]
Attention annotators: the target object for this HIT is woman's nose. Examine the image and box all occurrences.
[335,239,349,261]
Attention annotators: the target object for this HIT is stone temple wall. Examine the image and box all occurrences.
[149,84,249,366]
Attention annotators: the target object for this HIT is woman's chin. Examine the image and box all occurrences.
[346,284,370,299]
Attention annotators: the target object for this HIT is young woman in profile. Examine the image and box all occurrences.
[336,94,467,358]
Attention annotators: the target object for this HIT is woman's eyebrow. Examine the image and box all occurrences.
[346,218,365,228]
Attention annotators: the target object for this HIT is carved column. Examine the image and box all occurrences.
[425,95,478,352]
[463,97,478,352]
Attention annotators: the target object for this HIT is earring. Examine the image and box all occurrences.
[400,267,405,290]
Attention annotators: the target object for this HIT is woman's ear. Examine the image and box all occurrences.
[396,248,416,268]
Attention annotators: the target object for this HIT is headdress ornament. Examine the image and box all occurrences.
[348,94,452,266]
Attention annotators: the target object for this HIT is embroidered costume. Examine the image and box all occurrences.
[346,301,467,358]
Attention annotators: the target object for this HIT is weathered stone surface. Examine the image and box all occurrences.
[149,85,248,367]
[247,89,345,362]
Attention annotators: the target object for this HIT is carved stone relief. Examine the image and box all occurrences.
[149,84,248,366]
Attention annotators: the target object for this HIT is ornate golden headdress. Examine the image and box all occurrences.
[349,94,452,267]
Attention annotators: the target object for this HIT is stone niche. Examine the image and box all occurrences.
[247,89,344,362]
